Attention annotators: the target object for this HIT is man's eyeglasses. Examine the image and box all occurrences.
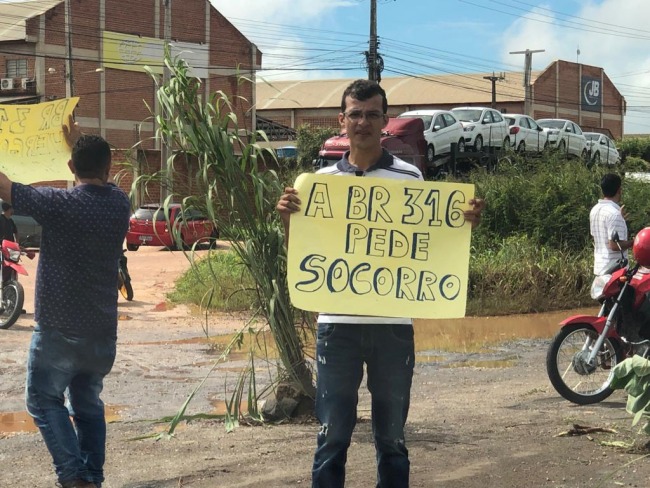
[343,110,385,121]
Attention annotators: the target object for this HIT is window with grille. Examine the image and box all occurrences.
[6,59,28,78]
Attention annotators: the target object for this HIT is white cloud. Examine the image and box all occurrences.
[209,0,355,25]
[499,0,650,134]
[209,0,359,80]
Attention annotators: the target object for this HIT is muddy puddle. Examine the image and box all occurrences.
[413,307,594,368]
[0,308,597,435]
[130,307,596,369]
[0,405,125,436]
[194,308,594,367]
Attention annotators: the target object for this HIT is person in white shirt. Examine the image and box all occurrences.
[589,173,632,297]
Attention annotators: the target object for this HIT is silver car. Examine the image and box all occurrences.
[451,107,509,152]
[397,110,465,164]
[536,119,588,159]
[584,132,620,165]
[504,114,547,153]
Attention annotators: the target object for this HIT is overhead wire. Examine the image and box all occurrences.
[0,1,646,130]
[0,2,548,78]
[0,3,369,60]
[0,2,627,84]
[3,0,649,75]
[459,0,650,42]
[490,0,650,36]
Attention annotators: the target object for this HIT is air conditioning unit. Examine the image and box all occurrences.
[21,77,31,89]
[0,78,14,90]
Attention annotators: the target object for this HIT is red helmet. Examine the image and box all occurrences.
[634,227,650,266]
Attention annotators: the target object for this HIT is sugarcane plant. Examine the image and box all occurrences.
[132,54,316,430]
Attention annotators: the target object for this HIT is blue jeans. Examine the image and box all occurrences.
[312,323,415,488]
[25,324,116,486]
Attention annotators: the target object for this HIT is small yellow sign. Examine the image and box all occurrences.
[0,98,79,183]
[287,173,475,319]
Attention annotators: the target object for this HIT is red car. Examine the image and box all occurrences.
[316,117,427,173]
[126,204,217,251]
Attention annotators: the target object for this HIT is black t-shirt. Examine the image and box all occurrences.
[0,215,17,242]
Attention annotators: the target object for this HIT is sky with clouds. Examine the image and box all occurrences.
[210,0,650,134]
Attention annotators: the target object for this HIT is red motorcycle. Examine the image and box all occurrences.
[546,229,650,405]
[0,239,34,329]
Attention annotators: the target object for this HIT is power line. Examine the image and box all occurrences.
[459,0,650,42]
[0,1,645,131]
[491,0,650,36]
[5,2,648,102]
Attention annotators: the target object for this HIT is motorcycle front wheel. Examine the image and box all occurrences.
[546,323,623,405]
[0,280,24,329]
[118,269,134,301]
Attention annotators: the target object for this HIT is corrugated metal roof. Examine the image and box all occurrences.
[0,0,63,42]
[257,71,536,110]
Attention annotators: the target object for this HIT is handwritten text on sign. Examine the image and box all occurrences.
[287,173,475,319]
[0,98,79,183]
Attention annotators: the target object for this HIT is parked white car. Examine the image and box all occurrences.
[504,114,547,153]
[584,132,620,165]
[536,119,588,159]
[451,107,509,152]
[397,110,465,165]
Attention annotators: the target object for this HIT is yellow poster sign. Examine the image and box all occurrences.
[287,173,475,319]
[0,98,79,183]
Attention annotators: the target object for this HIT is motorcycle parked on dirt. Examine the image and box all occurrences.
[118,250,133,301]
[0,239,34,329]
[546,230,650,405]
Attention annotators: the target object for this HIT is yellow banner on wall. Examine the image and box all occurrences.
[103,31,164,74]
[102,31,209,78]
[287,173,475,319]
[0,98,79,183]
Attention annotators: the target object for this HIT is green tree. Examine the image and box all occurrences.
[296,124,338,166]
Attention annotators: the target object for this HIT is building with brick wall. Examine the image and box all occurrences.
[256,60,626,140]
[0,0,261,203]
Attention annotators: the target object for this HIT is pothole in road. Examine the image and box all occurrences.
[0,405,127,436]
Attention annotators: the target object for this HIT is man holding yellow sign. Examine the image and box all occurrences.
[0,111,131,488]
[277,79,484,488]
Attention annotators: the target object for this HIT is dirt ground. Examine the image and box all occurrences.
[1,245,649,488]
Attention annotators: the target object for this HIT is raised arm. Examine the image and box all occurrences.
[276,187,301,245]
[63,113,82,148]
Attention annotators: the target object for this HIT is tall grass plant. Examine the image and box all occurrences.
[133,56,316,430]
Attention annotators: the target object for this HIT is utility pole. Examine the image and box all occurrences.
[483,72,505,108]
[64,0,73,98]
[510,48,545,116]
[161,0,172,203]
[368,0,378,81]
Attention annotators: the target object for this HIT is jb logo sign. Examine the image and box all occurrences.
[581,76,602,112]
[287,173,475,319]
